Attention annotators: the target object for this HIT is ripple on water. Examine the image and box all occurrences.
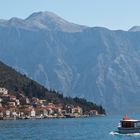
[110,131,140,136]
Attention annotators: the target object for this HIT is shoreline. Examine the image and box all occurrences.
[0,114,105,121]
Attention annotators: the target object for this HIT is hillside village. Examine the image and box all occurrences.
[0,88,100,120]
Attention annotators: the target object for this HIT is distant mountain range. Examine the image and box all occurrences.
[0,11,140,113]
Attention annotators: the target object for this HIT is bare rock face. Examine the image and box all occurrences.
[1,11,140,113]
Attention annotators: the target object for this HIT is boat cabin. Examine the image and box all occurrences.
[120,114,140,128]
[120,120,140,128]
[117,115,140,134]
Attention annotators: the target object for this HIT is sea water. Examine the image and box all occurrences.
[0,115,140,140]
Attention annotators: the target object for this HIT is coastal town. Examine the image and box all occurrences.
[0,88,100,120]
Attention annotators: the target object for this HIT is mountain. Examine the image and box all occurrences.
[129,26,140,32]
[0,11,140,113]
[0,11,86,32]
[0,60,105,114]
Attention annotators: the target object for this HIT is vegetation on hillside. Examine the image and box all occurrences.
[0,61,105,114]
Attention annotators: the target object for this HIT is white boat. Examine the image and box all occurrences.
[117,115,140,134]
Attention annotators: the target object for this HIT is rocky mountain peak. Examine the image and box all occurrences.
[25,11,87,32]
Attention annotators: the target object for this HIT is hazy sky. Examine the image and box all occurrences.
[0,0,139,30]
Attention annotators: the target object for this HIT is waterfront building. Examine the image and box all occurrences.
[5,110,10,117]
[12,111,17,117]
[72,106,83,115]
[31,109,36,117]
[89,110,98,116]
[0,112,3,118]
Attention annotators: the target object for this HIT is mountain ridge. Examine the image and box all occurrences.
[0,11,140,113]
[0,11,87,32]
[0,11,135,32]
[129,26,140,32]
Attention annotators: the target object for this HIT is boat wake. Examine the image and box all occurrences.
[110,131,140,136]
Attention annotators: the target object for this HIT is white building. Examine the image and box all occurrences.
[72,106,83,115]
[0,88,8,95]
[16,99,20,105]
[0,98,3,102]
[0,112,3,117]
[5,110,10,117]
[43,109,48,117]
[12,112,17,117]
[30,109,36,117]
[26,98,30,104]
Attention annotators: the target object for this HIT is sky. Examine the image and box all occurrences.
[0,0,139,30]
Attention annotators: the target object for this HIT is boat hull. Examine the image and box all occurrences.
[118,127,140,134]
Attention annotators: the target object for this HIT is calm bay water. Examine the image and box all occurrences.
[0,115,140,140]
